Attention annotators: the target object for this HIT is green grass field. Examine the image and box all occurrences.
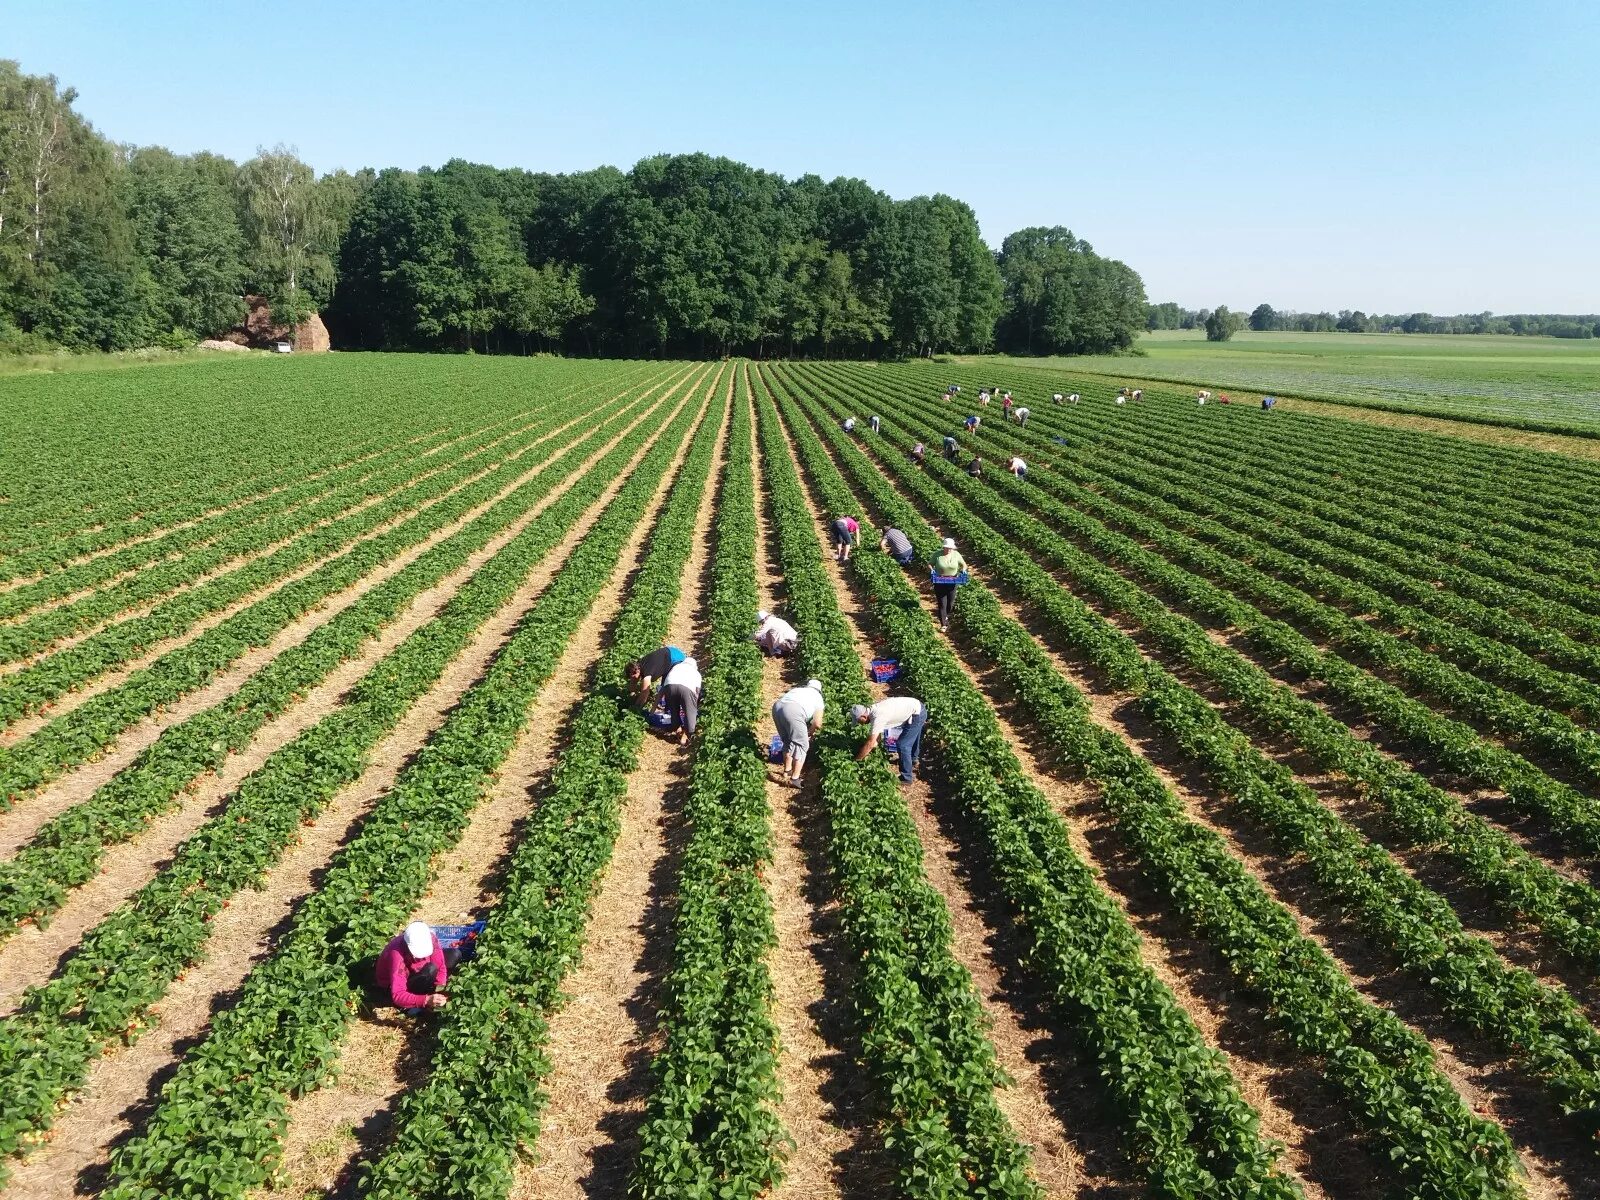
[961,329,1600,435]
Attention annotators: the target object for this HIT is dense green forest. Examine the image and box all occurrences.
[0,60,1146,359]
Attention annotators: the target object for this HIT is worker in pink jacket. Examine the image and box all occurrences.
[375,920,455,1013]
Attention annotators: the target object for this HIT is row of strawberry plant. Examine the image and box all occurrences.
[0,383,678,935]
[0,360,658,580]
[901,360,1600,614]
[0,369,708,1180]
[842,360,1600,653]
[779,369,1535,1196]
[95,376,713,1200]
[0,411,559,664]
[960,384,1600,681]
[836,368,1600,775]
[840,366,1600,861]
[0,356,640,566]
[0,423,472,623]
[0,429,395,576]
[793,371,1600,1152]
[752,373,1042,1199]
[0,366,691,808]
[631,369,786,1199]
[939,364,1600,573]
[357,373,738,1200]
[0,373,608,713]
[0,385,534,580]
[771,369,1319,1196]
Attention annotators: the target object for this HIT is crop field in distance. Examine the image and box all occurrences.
[962,328,1600,436]
[8,350,1600,1200]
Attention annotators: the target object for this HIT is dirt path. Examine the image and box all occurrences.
[0,375,706,1200]
[0,381,700,1009]
[514,372,731,1200]
[261,373,718,1200]
[758,380,1106,1196]
[747,380,893,1200]
[0,372,685,864]
[0,388,647,748]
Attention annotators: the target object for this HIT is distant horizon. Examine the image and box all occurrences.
[8,0,1598,313]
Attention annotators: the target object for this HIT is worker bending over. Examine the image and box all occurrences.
[852,695,928,784]
[660,655,701,745]
[880,526,915,565]
[627,644,686,706]
[377,921,457,1013]
[1008,455,1027,479]
[771,679,825,788]
[831,514,860,562]
[754,609,798,657]
[1013,406,1030,426]
[943,435,959,461]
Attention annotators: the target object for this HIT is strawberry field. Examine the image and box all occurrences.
[2,352,1600,1199]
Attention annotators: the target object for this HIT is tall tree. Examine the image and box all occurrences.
[238,145,331,337]
[125,147,246,338]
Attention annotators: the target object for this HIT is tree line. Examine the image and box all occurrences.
[0,60,1146,359]
[1148,300,1600,340]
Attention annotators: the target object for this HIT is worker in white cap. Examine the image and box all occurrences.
[375,920,456,1013]
[753,608,799,657]
[771,679,825,788]
[852,695,928,784]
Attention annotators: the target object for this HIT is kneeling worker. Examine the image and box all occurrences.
[754,609,799,657]
[880,525,915,565]
[377,920,457,1013]
[852,696,928,784]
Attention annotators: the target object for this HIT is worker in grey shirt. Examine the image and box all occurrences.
[880,526,915,566]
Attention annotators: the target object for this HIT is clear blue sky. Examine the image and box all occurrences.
[6,0,1598,314]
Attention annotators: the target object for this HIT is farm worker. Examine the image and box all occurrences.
[1262,395,1276,410]
[831,514,860,562]
[852,696,929,784]
[947,383,960,396]
[1132,388,1143,402]
[1197,389,1212,401]
[1068,392,1080,404]
[943,435,959,460]
[1220,395,1231,405]
[1052,392,1063,404]
[1014,406,1030,426]
[869,415,881,433]
[843,417,856,433]
[880,526,916,566]
[1002,394,1014,416]
[968,456,983,478]
[1197,396,1207,405]
[978,390,990,405]
[964,413,979,433]
[1008,455,1027,479]
[377,921,457,1013]
[1218,393,1231,404]
[772,679,825,788]
[911,441,927,466]
[1119,387,1130,399]
[754,609,799,657]
[932,538,968,632]
[1116,396,1126,406]
[660,655,702,745]
[627,645,687,706]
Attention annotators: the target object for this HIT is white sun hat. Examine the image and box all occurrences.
[404,920,433,958]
